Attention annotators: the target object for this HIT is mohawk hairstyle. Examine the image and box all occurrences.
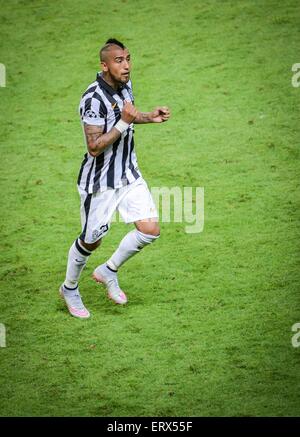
[100,38,125,61]
[105,38,125,48]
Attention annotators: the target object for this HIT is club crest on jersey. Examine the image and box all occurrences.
[84,109,97,118]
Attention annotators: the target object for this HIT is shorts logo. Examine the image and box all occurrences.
[84,109,98,119]
[92,224,109,240]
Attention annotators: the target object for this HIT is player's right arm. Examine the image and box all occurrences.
[83,123,119,157]
[83,102,138,157]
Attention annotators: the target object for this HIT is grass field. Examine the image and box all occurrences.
[0,0,300,417]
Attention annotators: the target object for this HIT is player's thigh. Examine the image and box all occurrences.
[78,187,117,244]
[118,179,159,232]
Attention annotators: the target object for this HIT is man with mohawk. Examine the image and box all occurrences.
[60,38,171,318]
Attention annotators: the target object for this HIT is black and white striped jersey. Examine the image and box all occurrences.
[77,72,141,194]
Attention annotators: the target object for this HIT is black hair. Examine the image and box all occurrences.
[105,38,125,49]
[100,38,125,61]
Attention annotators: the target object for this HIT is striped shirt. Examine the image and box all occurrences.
[77,72,141,194]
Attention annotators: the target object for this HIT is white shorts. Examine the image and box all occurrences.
[78,177,158,243]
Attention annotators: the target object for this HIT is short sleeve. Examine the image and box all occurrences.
[80,95,106,127]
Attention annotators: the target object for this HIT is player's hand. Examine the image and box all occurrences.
[151,106,171,123]
[121,101,138,124]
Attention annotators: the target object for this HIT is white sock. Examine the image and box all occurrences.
[64,239,92,289]
[107,229,159,271]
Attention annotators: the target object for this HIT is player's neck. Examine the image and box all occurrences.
[102,72,120,91]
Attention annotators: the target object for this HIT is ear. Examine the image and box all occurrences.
[101,61,108,72]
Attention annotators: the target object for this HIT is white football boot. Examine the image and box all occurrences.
[59,284,90,319]
[92,264,127,305]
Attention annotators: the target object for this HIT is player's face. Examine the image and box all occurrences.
[101,47,131,85]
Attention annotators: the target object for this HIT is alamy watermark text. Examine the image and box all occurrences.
[0,323,6,347]
[0,64,6,87]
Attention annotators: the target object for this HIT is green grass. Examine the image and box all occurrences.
[0,0,300,416]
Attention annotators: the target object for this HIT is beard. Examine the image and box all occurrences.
[111,71,130,84]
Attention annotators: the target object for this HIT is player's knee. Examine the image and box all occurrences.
[136,221,160,237]
[149,223,160,237]
[80,238,102,252]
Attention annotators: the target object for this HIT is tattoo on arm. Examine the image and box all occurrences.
[83,123,122,156]
[134,112,152,124]
[84,124,104,154]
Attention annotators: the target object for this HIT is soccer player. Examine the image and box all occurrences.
[60,38,171,318]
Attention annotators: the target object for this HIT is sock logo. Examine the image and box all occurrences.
[92,224,109,240]
[75,259,86,265]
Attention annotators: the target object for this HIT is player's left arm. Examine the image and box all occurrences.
[134,106,171,124]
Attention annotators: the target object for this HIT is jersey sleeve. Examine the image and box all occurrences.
[80,95,106,127]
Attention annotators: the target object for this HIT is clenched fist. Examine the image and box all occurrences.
[150,106,171,123]
[121,101,138,124]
